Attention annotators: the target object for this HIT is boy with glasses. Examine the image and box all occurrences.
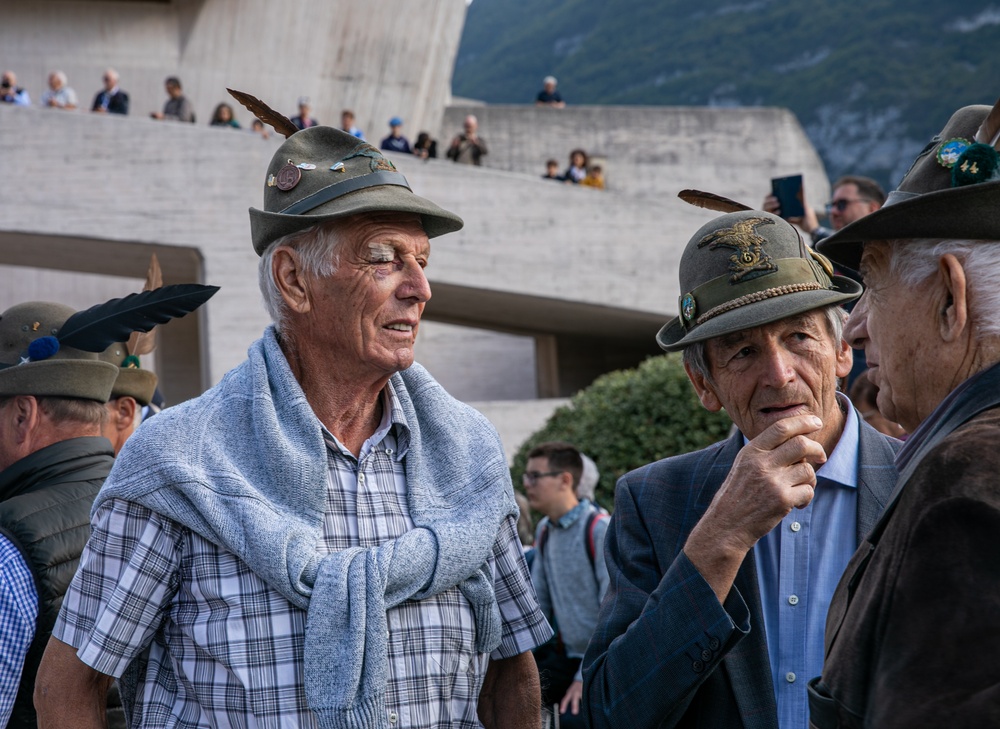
[524,441,609,729]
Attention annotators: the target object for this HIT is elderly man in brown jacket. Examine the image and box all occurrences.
[808,100,1000,727]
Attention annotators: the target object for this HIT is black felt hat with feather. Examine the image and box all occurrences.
[0,284,218,402]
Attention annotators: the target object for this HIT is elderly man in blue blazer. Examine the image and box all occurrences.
[583,205,901,729]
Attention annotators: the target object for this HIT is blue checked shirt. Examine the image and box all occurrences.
[0,534,38,727]
[55,383,549,728]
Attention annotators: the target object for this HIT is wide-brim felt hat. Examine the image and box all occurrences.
[0,302,118,401]
[818,103,1000,271]
[100,342,158,406]
[657,210,861,352]
[249,126,464,255]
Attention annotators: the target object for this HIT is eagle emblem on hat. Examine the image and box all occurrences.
[697,216,778,284]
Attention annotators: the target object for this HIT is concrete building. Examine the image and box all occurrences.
[0,1,831,454]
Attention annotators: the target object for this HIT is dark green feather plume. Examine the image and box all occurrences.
[57,284,219,352]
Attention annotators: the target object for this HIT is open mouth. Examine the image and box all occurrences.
[385,323,414,332]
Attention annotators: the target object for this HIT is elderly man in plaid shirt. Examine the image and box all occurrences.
[35,126,551,728]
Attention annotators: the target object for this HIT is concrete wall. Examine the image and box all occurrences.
[443,104,831,208]
[1,0,465,142]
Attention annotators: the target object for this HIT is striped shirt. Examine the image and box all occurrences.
[0,534,38,727]
[55,385,549,728]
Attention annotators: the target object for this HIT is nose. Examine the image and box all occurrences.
[844,293,869,350]
[759,340,797,388]
[400,258,432,304]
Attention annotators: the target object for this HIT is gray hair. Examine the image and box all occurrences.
[36,396,108,427]
[51,70,67,86]
[576,453,599,502]
[887,238,1000,339]
[682,303,847,382]
[257,222,345,331]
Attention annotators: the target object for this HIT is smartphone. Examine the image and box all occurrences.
[771,174,805,219]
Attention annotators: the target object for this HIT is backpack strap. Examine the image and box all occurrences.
[584,511,610,571]
[536,520,550,557]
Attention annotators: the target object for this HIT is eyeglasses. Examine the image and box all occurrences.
[825,198,868,213]
[522,470,564,484]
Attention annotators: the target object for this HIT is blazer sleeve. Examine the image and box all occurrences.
[582,471,752,729]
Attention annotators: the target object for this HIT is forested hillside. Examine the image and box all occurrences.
[453,0,1000,189]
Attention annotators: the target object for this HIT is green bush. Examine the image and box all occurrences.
[512,353,732,512]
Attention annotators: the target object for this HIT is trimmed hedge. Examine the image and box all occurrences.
[512,353,732,511]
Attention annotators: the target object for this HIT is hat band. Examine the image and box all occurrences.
[679,257,831,331]
[279,171,412,215]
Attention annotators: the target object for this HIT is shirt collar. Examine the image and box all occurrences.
[815,392,858,489]
[553,499,590,528]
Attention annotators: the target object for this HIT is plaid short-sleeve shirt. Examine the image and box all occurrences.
[55,385,549,728]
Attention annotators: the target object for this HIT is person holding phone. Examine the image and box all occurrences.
[764,175,885,245]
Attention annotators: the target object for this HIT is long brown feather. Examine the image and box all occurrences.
[973,95,1000,148]
[227,88,298,139]
[127,254,164,356]
[678,189,751,213]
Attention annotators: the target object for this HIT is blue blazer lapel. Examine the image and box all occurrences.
[854,415,902,541]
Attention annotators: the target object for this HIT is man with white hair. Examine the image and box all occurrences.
[809,100,1000,727]
[91,69,129,115]
[584,206,900,729]
[536,76,565,108]
[37,125,549,728]
[40,71,77,110]
[447,115,488,166]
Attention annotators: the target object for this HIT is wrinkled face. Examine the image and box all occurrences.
[846,241,935,432]
[304,212,431,382]
[692,310,852,454]
[829,183,877,230]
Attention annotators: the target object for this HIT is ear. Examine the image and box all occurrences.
[834,329,854,380]
[684,360,724,412]
[111,396,137,432]
[272,246,313,315]
[937,253,969,342]
[3,395,40,449]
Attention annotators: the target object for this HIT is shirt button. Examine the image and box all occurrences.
[389,711,398,723]
[790,521,802,532]
[788,595,799,606]
[786,672,796,683]
[358,473,365,483]
[386,448,393,456]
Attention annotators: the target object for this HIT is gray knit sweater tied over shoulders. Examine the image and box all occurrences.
[97,327,517,729]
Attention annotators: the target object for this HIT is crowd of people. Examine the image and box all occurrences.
[0,69,445,153]
[4,60,1000,729]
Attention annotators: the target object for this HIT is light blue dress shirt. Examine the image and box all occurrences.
[753,394,859,729]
